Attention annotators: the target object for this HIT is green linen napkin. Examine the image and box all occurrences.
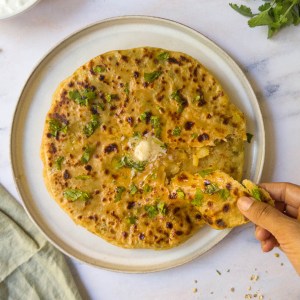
[0,184,82,300]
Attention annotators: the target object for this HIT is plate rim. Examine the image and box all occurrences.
[10,15,265,273]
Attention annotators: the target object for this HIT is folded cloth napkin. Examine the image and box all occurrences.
[0,184,82,300]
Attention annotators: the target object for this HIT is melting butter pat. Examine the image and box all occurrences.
[134,138,166,162]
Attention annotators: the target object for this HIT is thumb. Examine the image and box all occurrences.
[237,197,288,236]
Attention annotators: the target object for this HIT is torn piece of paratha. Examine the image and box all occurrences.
[170,170,274,229]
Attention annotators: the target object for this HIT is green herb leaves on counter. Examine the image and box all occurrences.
[63,189,90,201]
[144,71,162,83]
[83,115,100,137]
[229,1,300,38]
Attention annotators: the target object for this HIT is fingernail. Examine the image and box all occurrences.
[237,197,254,211]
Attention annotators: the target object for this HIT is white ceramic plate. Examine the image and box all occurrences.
[11,16,265,273]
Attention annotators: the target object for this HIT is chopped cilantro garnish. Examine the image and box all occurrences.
[198,169,215,178]
[251,188,262,201]
[191,133,198,139]
[69,88,96,106]
[80,146,94,164]
[157,52,170,61]
[127,216,137,225]
[150,115,162,138]
[129,184,138,195]
[170,90,188,113]
[191,188,203,206]
[48,118,67,138]
[144,71,162,83]
[140,111,152,123]
[55,156,64,170]
[219,189,230,200]
[63,189,90,201]
[133,131,142,139]
[119,156,147,172]
[246,132,254,143]
[157,202,167,215]
[83,115,100,137]
[105,94,118,103]
[124,83,130,95]
[176,188,185,199]
[205,183,220,195]
[74,175,91,180]
[143,184,152,193]
[115,186,126,202]
[93,65,106,73]
[144,205,158,218]
[172,126,182,136]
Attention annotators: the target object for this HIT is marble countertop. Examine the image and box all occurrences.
[1,0,300,299]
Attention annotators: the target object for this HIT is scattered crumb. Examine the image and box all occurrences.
[245,294,253,299]
[210,292,214,295]
[248,286,252,291]
[281,262,284,266]
[227,269,230,273]
[274,253,280,258]
[194,279,198,283]
[250,274,259,282]
[231,287,235,293]
[193,288,198,293]
[216,269,221,275]
[258,295,264,300]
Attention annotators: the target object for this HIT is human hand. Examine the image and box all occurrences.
[237,182,300,275]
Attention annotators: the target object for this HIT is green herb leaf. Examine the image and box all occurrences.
[74,175,91,180]
[83,115,100,137]
[93,65,106,73]
[246,132,254,143]
[127,216,137,225]
[176,188,185,199]
[80,146,94,164]
[170,90,188,113]
[144,71,162,83]
[157,202,167,215]
[251,188,262,201]
[229,3,254,17]
[143,184,152,193]
[133,131,142,139]
[205,183,220,195]
[63,189,90,201]
[219,189,230,200]
[124,83,130,95]
[119,156,147,172]
[69,89,96,106]
[144,205,159,218]
[55,156,64,170]
[191,188,204,206]
[150,115,162,138]
[140,111,151,123]
[198,169,215,178]
[129,184,138,195]
[115,186,126,202]
[172,126,182,136]
[48,118,67,137]
[157,52,170,61]
[230,0,300,38]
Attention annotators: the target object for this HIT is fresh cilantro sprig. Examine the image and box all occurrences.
[229,1,300,38]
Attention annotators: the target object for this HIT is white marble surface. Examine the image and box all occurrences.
[1,0,300,299]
